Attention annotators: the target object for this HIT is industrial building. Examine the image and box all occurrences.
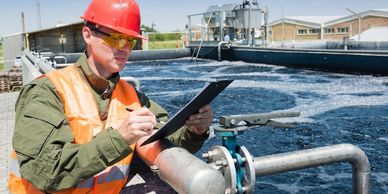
[2,21,144,70]
[2,22,85,70]
[269,9,388,42]
[26,22,85,53]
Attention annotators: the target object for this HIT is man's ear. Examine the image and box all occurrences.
[82,27,92,45]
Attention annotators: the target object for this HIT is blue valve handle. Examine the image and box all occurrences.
[215,129,246,194]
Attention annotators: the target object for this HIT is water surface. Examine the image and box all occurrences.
[123,58,388,194]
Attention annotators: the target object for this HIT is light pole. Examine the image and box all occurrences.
[36,0,42,29]
[346,8,361,41]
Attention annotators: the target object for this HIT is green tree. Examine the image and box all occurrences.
[141,25,157,33]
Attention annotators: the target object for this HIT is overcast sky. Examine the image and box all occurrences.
[1,0,388,37]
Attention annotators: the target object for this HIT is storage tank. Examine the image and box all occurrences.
[234,7,261,29]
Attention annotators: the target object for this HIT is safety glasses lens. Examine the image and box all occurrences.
[102,33,137,49]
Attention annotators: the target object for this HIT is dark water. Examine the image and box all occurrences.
[122,58,388,194]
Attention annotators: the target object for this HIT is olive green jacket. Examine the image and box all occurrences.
[13,54,208,192]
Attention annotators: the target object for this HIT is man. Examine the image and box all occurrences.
[8,0,213,193]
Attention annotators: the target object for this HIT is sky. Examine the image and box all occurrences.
[1,0,388,37]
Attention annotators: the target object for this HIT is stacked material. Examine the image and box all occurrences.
[0,72,10,93]
[0,66,22,94]
[8,66,22,92]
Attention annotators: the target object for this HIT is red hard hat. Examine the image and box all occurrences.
[81,0,145,39]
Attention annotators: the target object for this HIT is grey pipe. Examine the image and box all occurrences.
[136,139,226,194]
[24,49,55,74]
[248,0,252,46]
[121,76,140,90]
[21,55,41,85]
[253,143,370,194]
[218,41,230,61]
[128,48,191,61]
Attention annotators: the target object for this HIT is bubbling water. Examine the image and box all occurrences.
[123,58,388,193]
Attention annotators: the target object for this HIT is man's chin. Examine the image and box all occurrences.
[114,58,128,66]
[112,61,127,69]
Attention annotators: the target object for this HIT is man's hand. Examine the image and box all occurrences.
[185,104,213,135]
[117,107,156,144]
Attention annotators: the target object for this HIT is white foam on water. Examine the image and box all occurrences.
[125,59,387,193]
[133,60,387,124]
[374,172,388,190]
[378,136,388,143]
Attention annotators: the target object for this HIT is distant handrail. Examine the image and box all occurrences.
[24,49,55,74]
[21,53,41,85]
[194,12,214,62]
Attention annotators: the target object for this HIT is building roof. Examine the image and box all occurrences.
[269,16,344,28]
[270,9,388,28]
[27,21,84,34]
[287,16,344,24]
[206,3,239,13]
[373,9,388,12]
[324,9,388,26]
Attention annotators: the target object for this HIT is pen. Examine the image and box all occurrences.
[125,107,135,112]
[125,106,146,112]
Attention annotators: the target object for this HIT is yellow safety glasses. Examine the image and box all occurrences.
[88,24,137,50]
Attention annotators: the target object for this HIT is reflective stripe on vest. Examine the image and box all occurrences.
[8,65,140,194]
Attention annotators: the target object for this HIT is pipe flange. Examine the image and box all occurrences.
[207,145,237,194]
[239,146,256,193]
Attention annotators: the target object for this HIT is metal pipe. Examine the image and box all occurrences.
[136,139,226,194]
[21,54,42,85]
[346,8,361,41]
[220,11,224,41]
[121,76,140,90]
[264,7,269,46]
[24,49,55,74]
[358,16,362,40]
[253,143,370,194]
[128,48,191,61]
[188,16,192,42]
[248,0,252,46]
[218,41,230,61]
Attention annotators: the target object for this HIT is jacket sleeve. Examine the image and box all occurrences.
[136,91,209,154]
[12,77,132,192]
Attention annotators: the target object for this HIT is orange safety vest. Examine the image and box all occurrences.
[8,65,141,194]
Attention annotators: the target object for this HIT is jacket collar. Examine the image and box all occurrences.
[75,53,120,99]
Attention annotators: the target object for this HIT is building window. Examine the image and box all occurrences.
[297,29,308,35]
[309,29,320,34]
[337,27,349,34]
[324,28,335,34]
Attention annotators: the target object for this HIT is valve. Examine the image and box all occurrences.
[204,110,300,193]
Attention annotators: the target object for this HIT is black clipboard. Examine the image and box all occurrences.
[141,80,233,146]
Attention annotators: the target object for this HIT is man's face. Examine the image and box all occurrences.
[83,24,137,78]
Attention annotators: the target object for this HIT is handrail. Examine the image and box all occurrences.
[21,55,41,85]
[24,49,55,74]
[194,12,214,62]
[121,76,140,90]
[253,144,370,194]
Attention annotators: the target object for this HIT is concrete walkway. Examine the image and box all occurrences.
[0,92,18,194]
